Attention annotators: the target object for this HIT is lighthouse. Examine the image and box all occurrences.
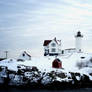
[75,31,83,52]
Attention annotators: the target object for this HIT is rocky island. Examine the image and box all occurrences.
[0,52,92,89]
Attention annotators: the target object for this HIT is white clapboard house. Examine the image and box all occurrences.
[43,37,61,56]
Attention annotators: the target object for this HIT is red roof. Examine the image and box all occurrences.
[43,40,52,46]
[43,37,61,46]
[53,58,61,62]
[52,58,62,68]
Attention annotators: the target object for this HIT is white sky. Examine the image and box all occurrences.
[0,0,92,58]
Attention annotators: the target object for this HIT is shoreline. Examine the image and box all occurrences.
[0,79,92,90]
[0,63,92,90]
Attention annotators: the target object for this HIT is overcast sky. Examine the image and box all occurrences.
[0,0,92,58]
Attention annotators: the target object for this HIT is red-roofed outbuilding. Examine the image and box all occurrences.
[52,58,62,68]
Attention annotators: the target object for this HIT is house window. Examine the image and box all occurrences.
[51,48,56,52]
[62,50,64,54]
[51,43,56,47]
[45,49,49,53]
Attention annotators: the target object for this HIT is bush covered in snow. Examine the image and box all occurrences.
[76,62,87,69]
[76,59,92,69]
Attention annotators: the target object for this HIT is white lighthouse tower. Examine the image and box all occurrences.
[75,31,83,52]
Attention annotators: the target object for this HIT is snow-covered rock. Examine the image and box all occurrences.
[0,52,92,88]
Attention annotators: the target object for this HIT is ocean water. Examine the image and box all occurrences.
[1,88,92,92]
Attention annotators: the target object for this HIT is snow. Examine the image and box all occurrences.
[76,76,80,81]
[0,59,18,71]
[0,52,92,77]
[0,52,92,85]
[56,77,72,82]
[62,53,90,72]
[17,57,54,72]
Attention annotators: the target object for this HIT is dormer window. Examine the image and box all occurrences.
[51,43,56,47]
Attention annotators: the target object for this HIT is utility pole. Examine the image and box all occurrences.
[5,51,8,59]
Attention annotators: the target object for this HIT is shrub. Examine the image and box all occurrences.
[76,62,84,69]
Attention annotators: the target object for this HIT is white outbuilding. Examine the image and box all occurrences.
[17,51,31,61]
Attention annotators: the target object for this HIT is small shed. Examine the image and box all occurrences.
[52,58,62,68]
[17,51,31,61]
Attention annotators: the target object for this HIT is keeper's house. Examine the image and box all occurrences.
[43,37,61,56]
